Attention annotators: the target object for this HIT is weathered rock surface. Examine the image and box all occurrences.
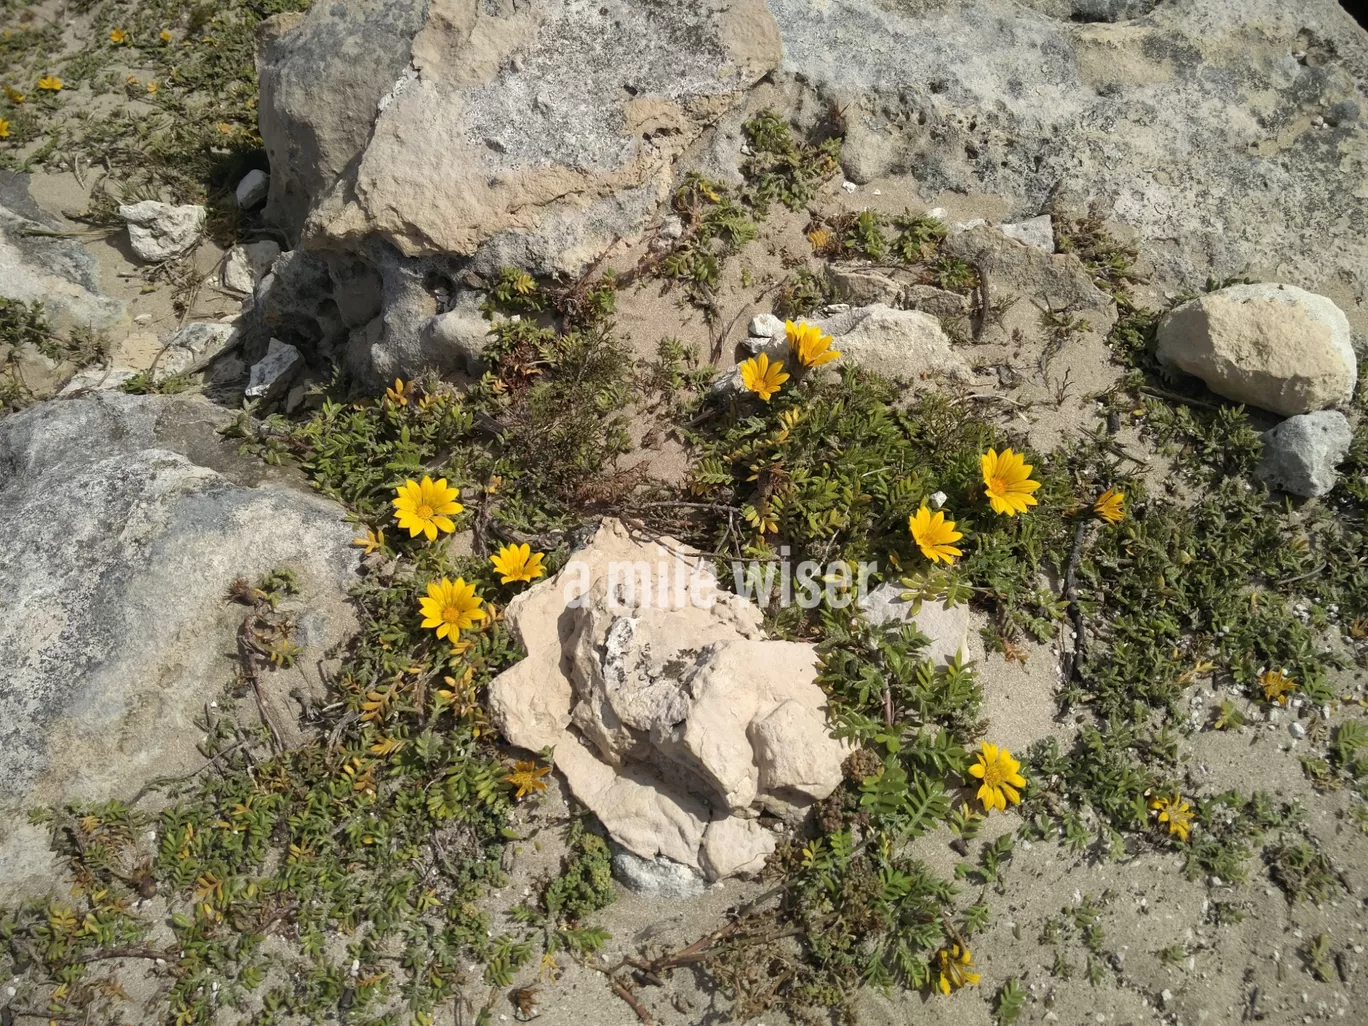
[826,265,906,307]
[815,304,974,383]
[257,0,430,239]
[1000,215,1055,253]
[250,0,1368,386]
[0,170,125,333]
[611,845,708,897]
[158,321,240,377]
[300,0,780,269]
[487,519,844,880]
[1255,410,1354,498]
[246,337,303,401]
[722,303,973,398]
[771,0,1368,316]
[861,583,984,666]
[416,292,497,377]
[1156,284,1357,416]
[222,240,282,294]
[0,393,359,896]
[942,223,1118,339]
[253,0,782,383]
[119,201,206,262]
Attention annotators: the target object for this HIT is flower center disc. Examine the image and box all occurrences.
[442,607,462,623]
[417,504,433,519]
[987,477,1007,497]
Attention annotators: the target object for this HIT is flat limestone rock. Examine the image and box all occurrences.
[861,582,984,666]
[768,0,1368,313]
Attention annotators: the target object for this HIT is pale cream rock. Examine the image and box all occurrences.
[1156,283,1356,416]
[487,519,846,880]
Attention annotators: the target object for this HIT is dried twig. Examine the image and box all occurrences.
[127,739,249,805]
[1060,519,1089,683]
[1138,385,1220,410]
[238,617,285,752]
[609,980,654,1025]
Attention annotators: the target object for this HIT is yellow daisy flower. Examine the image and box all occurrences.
[0,118,9,140]
[981,447,1040,516]
[418,578,486,641]
[739,352,789,402]
[1150,794,1193,842]
[351,528,384,555]
[160,29,173,42]
[146,80,159,95]
[1259,668,1297,706]
[908,505,963,565]
[109,28,128,45]
[490,543,547,585]
[37,76,62,92]
[786,319,842,368]
[936,943,981,995]
[503,760,551,799]
[3,85,24,104]
[1094,488,1125,524]
[967,741,1025,813]
[392,476,463,541]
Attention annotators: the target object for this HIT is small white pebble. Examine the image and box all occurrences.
[6,987,16,997]
[930,490,948,509]
[1161,988,1174,1008]
[1290,722,1307,739]
[872,188,883,195]
[841,180,857,193]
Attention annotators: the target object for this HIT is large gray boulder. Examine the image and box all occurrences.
[257,0,429,240]
[0,393,360,897]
